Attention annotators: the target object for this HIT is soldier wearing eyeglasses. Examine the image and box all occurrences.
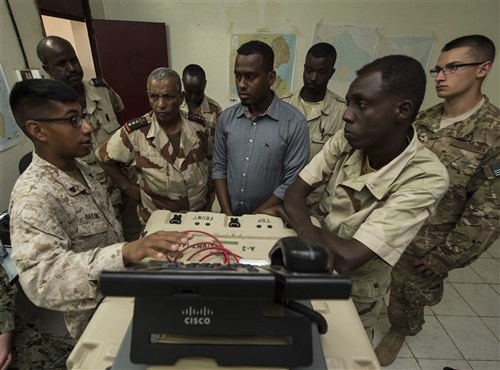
[376,35,500,367]
[8,79,192,341]
[97,67,211,224]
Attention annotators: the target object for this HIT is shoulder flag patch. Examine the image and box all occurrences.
[124,116,152,133]
[491,162,500,177]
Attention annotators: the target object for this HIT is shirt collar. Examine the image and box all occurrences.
[416,95,491,139]
[342,127,419,200]
[180,95,211,114]
[237,92,279,121]
[31,152,92,196]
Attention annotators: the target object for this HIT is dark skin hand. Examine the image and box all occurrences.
[281,178,376,275]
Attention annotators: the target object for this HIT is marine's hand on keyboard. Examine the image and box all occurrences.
[121,231,193,265]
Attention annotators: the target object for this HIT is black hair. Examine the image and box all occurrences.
[307,42,337,65]
[10,79,78,135]
[182,64,206,80]
[357,55,426,121]
[442,34,496,63]
[237,40,274,72]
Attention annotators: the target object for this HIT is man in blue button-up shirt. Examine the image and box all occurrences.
[212,40,309,216]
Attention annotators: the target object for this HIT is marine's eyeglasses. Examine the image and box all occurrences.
[33,113,91,128]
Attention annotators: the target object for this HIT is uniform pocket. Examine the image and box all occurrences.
[103,117,121,134]
[77,219,108,237]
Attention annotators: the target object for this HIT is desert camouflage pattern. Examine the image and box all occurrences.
[80,79,124,206]
[180,95,221,209]
[1,268,73,369]
[9,153,125,339]
[81,79,124,165]
[180,94,221,156]
[282,88,347,211]
[97,112,211,224]
[299,128,449,334]
[388,97,500,335]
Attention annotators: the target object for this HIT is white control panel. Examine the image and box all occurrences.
[143,211,298,262]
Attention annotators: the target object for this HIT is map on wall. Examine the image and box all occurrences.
[0,64,23,152]
[313,24,381,83]
[229,33,297,100]
[375,35,434,69]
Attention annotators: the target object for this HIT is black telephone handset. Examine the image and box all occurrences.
[269,236,330,273]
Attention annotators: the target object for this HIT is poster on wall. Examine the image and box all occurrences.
[0,64,23,152]
[375,35,434,70]
[313,24,381,83]
[229,32,297,101]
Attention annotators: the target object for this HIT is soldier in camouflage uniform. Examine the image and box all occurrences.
[36,36,143,242]
[180,64,222,210]
[282,43,347,212]
[376,35,500,366]
[8,79,192,340]
[97,67,211,224]
[1,251,72,370]
[279,55,449,341]
[180,64,221,155]
[36,37,124,201]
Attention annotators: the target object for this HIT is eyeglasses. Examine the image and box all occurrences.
[429,61,486,77]
[33,113,91,128]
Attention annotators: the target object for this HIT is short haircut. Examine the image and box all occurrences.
[147,67,182,93]
[9,79,78,136]
[237,40,274,72]
[307,42,337,65]
[357,55,426,121]
[442,34,496,63]
[36,36,73,65]
[182,64,206,80]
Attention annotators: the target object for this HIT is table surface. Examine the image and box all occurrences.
[66,296,380,370]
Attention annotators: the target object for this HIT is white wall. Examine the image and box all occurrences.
[99,0,499,110]
[0,0,42,210]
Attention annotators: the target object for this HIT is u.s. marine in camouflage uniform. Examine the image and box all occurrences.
[376,34,500,367]
[97,67,211,224]
[1,257,73,370]
[8,79,192,342]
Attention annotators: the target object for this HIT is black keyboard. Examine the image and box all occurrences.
[99,262,352,300]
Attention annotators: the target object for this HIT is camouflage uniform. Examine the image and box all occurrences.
[97,111,210,224]
[180,94,221,156]
[388,96,500,336]
[81,79,124,206]
[9,152,126,339]
[180,95,221,209]
[1,267,73,369]
[300,129,449,335]
[282,88,347,210]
